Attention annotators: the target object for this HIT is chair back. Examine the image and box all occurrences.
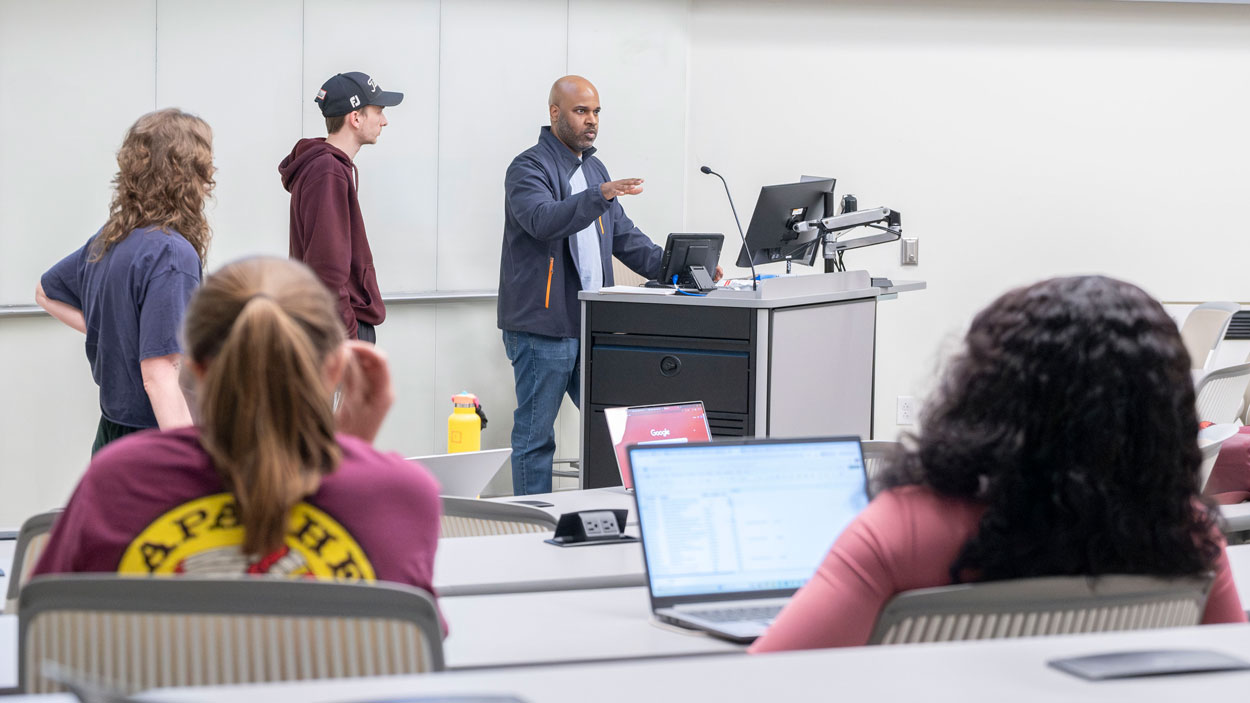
[1242,347,1250,425]
[868,574,1212,646]
[1181,302,1239,371]
[1198,424,1238,493]
[861,441,900,493]
[19,575,443,694]
[1195,362,1250,425]
[611,256,648,287]
[4,509,62,614]
[439,496,557,538]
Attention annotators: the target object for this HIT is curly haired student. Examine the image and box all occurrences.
[751,275,1246,653]
[37,109,215,453]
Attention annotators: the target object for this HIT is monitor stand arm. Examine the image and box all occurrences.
[792,207,894,236]
[791,206,903,260]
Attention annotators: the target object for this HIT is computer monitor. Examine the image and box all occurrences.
[629,436,868,600]
[604,401,712,490]
[658,233,723,289]
[737,179,835,269]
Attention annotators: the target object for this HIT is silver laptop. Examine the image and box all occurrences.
[407,448,512,497]
[629,436,868,643]
[605,401,712,491]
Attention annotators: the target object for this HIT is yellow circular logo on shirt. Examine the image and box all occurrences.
[119,493,375,581]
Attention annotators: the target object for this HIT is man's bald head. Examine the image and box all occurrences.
[549,75,598,108]
[549,75,600,156]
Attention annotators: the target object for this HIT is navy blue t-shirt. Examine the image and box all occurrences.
[41,228,201,429]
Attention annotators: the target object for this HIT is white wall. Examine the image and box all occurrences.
[0,0,689,524]
[3,0,1248,525]
[685,0,1250,438]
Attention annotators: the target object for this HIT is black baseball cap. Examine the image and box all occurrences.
[315,72,403,118]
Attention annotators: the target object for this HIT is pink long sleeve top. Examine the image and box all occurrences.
[749,485,1246,653]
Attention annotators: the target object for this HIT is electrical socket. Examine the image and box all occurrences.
[896,396,918,425]
[901,237,919,265]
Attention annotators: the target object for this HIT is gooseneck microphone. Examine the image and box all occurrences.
[700,165,757,290]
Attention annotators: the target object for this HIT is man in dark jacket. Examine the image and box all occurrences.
[498,75,673,495]
[279,71,402,343]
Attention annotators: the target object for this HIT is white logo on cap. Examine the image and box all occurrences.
[316,89,327,101]
[349,95,361,108]
[367,77,378,93]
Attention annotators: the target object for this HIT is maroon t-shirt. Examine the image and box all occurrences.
[34,427,441,601]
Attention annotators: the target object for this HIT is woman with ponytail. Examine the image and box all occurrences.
[33,257,442,598]
[37,108,215,453]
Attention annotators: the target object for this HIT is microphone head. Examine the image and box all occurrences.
[700,166,712,174]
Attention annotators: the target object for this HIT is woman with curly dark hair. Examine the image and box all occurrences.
[751,275,1246,652]
[36,108,215,453]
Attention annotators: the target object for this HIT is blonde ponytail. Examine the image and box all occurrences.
[183,258,345,557]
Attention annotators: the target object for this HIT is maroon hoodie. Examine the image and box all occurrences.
[279,138,385,338]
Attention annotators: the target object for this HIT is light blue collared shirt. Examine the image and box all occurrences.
[568,164,603,293]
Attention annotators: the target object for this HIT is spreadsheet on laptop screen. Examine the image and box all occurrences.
[631,440,868,598]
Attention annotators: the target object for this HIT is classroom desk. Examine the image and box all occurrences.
[140,622,1250,703]
[0,587,731,692]
[433,529,644,596]
[500,490,1250,535]
[439,586,740,669]
[488,486,636,524]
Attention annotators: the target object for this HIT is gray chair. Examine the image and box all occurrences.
[1195,362,1250,425]
[1198,424,1238,493]
[611,256,648,287]
[867,574,1212,645]
[439,496,558,538]
[4,509,62,614]
[19,574,444,694]
[861,440,901,495]
[552,457,581,484]
[1241,348,1250,425]
[1180,301,1240,371]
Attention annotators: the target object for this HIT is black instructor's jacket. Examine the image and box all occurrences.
[497,127,663,339]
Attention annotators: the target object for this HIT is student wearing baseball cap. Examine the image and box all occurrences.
[279,71,403,343]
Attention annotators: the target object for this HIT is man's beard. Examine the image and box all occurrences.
[556,113,594,151]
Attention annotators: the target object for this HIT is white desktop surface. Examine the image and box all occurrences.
[433,529,644,596]
[488,487,637,524]
[439,586,740,669]
[142,622,1250,703]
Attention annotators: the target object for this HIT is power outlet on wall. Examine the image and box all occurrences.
[896,396,919,425]
[900,237,919,266]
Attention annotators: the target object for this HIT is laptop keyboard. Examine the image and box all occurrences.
[688,604,784,623]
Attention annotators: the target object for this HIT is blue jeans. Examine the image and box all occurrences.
[503,330,580,495]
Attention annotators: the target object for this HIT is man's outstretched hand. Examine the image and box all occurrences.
[600,178,644,200]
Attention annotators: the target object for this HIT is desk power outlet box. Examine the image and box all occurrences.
[546,509,638,547]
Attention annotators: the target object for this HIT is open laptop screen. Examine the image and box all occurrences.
[605,402,712,490]
[629,437,868,600]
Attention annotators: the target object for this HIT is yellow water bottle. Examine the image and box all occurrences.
[448,392,481,453]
